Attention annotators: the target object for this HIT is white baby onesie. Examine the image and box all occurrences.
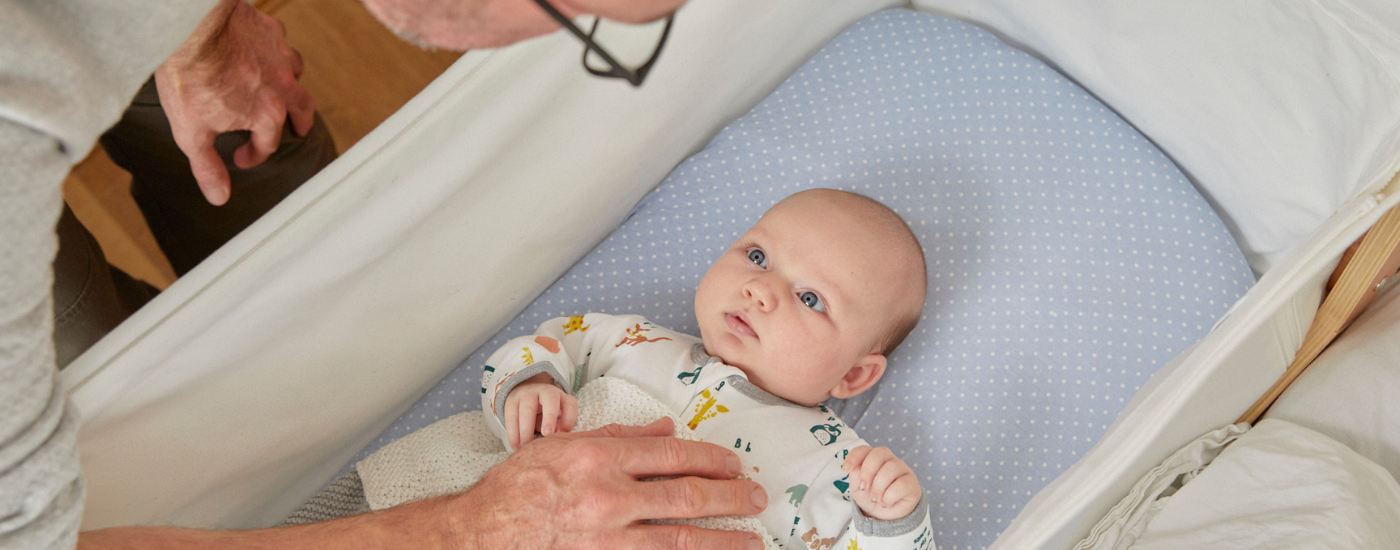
[481,313,933,550]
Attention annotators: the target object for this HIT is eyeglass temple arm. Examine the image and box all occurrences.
[531,0,636,82]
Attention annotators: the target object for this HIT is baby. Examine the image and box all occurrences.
[480,189,931,550]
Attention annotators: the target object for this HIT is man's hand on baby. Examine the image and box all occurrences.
[842,445,922,521]
[504,374,579,450]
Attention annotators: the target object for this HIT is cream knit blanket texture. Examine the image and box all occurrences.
[357,377,777,549]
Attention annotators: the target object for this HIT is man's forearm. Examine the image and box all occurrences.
[77,494,464,550]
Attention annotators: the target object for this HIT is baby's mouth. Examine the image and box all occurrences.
[725,312,758,339]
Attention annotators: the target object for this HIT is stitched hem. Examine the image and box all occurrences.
[852,496,929,537]
[725,374,806,408]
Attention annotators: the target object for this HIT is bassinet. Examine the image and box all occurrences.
[61,0,1400,548]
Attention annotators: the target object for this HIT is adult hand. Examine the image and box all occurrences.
[456,417,768,549]
[361,0,687,51]
[77,418,765,550]
[155,0,315,206]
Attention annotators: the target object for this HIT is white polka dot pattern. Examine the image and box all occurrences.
[346,10,1253,549]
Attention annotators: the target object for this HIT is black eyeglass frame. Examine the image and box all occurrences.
[532,0,675,87]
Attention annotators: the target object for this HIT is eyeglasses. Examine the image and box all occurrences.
[532,0,675,87]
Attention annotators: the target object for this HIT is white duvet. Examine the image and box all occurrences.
[1079,419,1400,550]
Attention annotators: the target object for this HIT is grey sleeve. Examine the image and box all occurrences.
[0,121,86,550]
[0,0,217,547]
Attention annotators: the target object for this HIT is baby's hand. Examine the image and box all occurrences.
[842,445,922,521]
[503,373,578,450]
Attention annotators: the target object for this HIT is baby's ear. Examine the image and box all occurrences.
[830,354,887,399]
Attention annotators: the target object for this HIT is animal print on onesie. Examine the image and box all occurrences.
[482,313,934,550]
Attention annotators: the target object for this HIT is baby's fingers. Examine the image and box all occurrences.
[877,472,922,515]
[560,393,579,433]
[869,460,908,505]
[540,391,561,436]
[843,445,874,474]
[504,404,521,451]
[858,447,893,492]
[516,395,540,449]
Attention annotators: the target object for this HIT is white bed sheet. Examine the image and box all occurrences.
[60,0,901,530]
[1129,419,1400,550]
[1265,275,1400,480]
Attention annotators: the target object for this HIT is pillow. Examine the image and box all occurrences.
[1265,279,1400,480]
[1128,419,1400,549]
[351,10,1255,550]
[911,0,1400,276]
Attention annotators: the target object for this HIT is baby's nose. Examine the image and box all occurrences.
[743,281,777,311]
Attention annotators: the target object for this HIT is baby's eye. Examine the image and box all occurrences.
[799,291,825,313]
[746,247,767,268]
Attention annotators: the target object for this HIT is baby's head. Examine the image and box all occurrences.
[695,189,927,406]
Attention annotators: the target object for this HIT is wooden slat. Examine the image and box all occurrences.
[1237,202,1400,424]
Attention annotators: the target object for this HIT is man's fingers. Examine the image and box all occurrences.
[272,15,289,39]
[286,83,315,137]
[615,436,744,479]
[183,135,232,206]
[629,524,762,550]
[632,476,767,520]
[289,47,306,80]
[564,417,673,440]
[234,112,283,169]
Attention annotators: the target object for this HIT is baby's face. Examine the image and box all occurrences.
[694,191,916,405]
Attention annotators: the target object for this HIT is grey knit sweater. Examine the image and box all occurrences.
[0,1,214,548]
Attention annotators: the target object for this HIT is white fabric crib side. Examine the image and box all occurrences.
[59,0,903,531]
[989,172,1400,550]
[891,2,1400,547]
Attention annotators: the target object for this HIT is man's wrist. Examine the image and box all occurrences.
[436,491,479,550]
[166,0,241,67]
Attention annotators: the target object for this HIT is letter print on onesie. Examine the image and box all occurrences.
[832,448,852,502]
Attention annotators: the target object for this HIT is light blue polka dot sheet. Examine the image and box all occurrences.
[351,9,1253,549]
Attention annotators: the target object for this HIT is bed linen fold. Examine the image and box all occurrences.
[1077,419,1400,550]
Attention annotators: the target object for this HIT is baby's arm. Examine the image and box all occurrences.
[481,314,635,449]
[842,445,921,521]
[793,443,933,550]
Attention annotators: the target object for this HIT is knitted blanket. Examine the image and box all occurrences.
[357,377,777,548]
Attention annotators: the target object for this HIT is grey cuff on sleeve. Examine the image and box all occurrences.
[491,360,569,427]
[851,496,930,538]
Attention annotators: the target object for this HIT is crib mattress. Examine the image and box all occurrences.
[349,11,1253,550]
